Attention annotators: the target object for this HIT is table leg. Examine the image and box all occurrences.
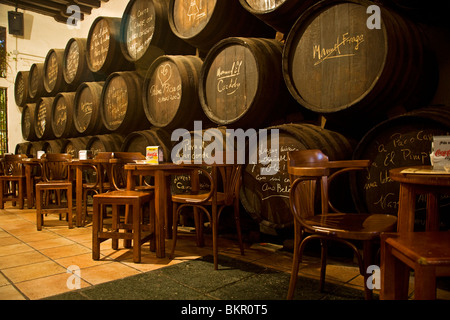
[25,165,34,209]
[76,166,83,227]
[397,184,416,233]
[155,170,166,258]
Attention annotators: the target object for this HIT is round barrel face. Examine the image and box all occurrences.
[124,0,156,61]
[244,0,286,11]
[22,105,33,139]
[103,76,128,131]
[64,40,80,84]
[172,0,217,38]
[203,45,257,124]
[45,51,59,92]
[88,138,106,155]
[288,2,387,112]
[15,72,27,106]
[36,101,48,138]
[53,97,68,137]
[75,86,94,133]
[29,64,42,98]
[146,60,182,126]
[88,19,111,72]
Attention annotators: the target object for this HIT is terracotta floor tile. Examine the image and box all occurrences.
[0,272,10,286]
[55,252,113,269]
[27,237,76,250]
[0,235,22,246]
[2,260,67,283]
[0,285,26,300]
[38,243,91,260]
[15,272,90,300]
[15,230,61,243]
[79,262,141,285]
[0,250,49,269]
[0,243,34,257]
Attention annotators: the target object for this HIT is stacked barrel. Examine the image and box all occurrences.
[14,0,450,234]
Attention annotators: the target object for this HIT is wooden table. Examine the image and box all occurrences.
[389,166,450,232]
[124,162,197,258]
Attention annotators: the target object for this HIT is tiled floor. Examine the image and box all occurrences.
[0,202,448,300]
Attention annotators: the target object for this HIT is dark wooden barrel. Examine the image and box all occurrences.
[351,106,450,229]
[29,141,46,158]
[63,38,100,88]
[100,71,149,133]
[86,133,125,157]
[168,0,276,53]
[61,136,91,158]
[14,71,31,108]
[120,0,196,76]
[239,0,315,34]
[143,55,209,130]
[42,139,67,153]
[35,97,56,140]
[21,103,38,141]
[240,123,354,233]
[120,128,172,161]
[15,142,32,156]
[28,63,49,101]
[73,81,107,136]
[86,16,135,75]
[282,0,438,120]
[199,37,302,129]
[44,48,71,95]
[51,92,78,139]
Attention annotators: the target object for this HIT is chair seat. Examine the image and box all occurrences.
[94,190,153,200]
[37,181,72,188]
[172,192,227,204]
[304,213,398,240]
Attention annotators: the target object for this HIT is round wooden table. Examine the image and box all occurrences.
[389,166,450,232]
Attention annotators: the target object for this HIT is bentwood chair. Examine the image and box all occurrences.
[36,153,73,230]
[287,149,397,299]
[170,153,245,270]
[0,154,28,209]
[92,152,155,263]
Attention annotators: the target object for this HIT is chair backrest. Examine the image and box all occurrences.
[3,154,28,176]
[110,152,146,190]
[288,150,329,223]
[40,153,72,182]
[91,152,114,191]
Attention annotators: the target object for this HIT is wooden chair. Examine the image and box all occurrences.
[287,149,397,299]
[381,231,450,300]
[170,153,245,270]
[81,152,114,225]
[92,152,155,263]
[0,154,28,209]
[35,153,73,231]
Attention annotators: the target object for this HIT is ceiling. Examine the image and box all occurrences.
[0,0,110,23]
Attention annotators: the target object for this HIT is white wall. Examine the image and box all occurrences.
[0,0,129,153]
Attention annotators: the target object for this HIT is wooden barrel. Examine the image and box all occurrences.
[42,139,67,153]
[14,71,31,108]
[15,142,32,156]
[199,37,302,129]
[86,16,135,75]
[100,71,150,134]
[21,103,38,141]
[351,106,450,229]
[121,128,172,161]
[51,92,78,139]
[120,0,196,76]
[282,0,438,120]
[61,136,91,157]
[29,141,46,158]
[35,97,56,140]
[63,38,100,88]
[73,81,108,136]
[239,0,315,34]
[44,48,71,95]
[168,0,276,53]
[239,123,354,233]
[86,134,125,157]
[143,55,209,130]
[28,63,48,101]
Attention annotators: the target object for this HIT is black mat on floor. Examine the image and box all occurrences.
[44,255,370,301]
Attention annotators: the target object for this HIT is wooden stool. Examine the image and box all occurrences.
[92,190,154,263]
[381,232,450,300]
[36,181,73,231]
